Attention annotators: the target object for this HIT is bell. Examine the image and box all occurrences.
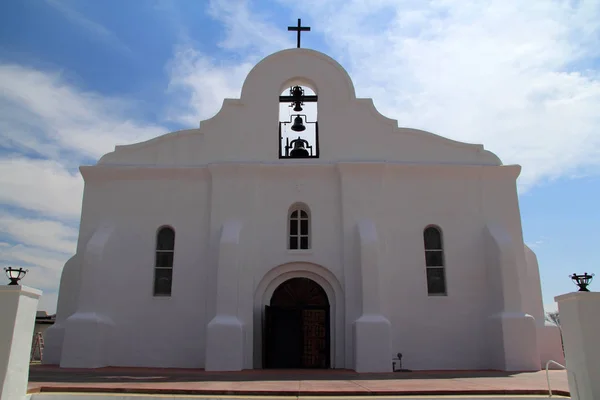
[291,86,304,99]
[290,137,309,158]
[291,116,306,132]
[292,101,303,112]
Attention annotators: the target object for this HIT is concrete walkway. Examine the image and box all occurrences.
[28,366,570,397]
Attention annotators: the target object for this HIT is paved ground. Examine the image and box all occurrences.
[28,366,570,397]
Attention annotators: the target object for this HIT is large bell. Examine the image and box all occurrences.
[290,137,309,158]
[291,116,306,132]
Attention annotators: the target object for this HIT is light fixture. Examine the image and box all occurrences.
[570,272,594,292]
[4,267,28,286]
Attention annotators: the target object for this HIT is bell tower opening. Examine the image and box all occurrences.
[279,85,319,159]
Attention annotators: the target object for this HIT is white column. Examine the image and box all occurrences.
[483,224,539,371]
[353,219,392,373]
[0,285,42,400]
[205,220,244,371]
[60,224,115,368]
[555,291,600,400]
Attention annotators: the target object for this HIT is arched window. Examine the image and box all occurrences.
[154,226,175,296]
[289,205,310,250]
[423,226,446,295]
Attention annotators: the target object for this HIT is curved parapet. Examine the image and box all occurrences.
[90,48,503,168]
[241,48,356,102]
[97,128,203,165]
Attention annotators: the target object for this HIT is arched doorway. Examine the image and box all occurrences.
[264,277,330,369]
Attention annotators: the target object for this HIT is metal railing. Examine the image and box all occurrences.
[545,359,578,398]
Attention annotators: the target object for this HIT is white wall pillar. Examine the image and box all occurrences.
[483,224,539,371]
[59,224,115,368]
[43,254,81,365]
[555,291,600,400]
[0,285,42,400]
[353,219,392,373]
[205,220,244,371]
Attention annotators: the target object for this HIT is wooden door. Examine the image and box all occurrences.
[264,306,303,368]
[265,277,331,369]
[302,308,328,368]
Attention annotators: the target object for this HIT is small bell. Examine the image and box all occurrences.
[290,86,304,112]
[291,115,306,132]
[290,137,310,158]
[290,85,304,99]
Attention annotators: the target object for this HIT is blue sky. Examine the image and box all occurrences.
[1,0,599,313]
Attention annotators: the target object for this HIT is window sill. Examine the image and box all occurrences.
[153,294,172,298]
[287,249,313,256]
[427,293,448,297]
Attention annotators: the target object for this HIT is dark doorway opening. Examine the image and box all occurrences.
[264,277,330,369]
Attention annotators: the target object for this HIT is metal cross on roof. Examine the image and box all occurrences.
[288,18,310,48]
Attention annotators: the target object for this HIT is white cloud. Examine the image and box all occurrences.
[208,0,293,54]
[166,47,255,125]
[164,0,299,125]
[0,241,69,313]
[1,243,65,285]
[0,158,83,220]
[0,65,166,161]
[284,0,600,188]
[189,0,600,189]
[0,214,77,254]
[526,239,544,249]
[0,64,167,313]
[37,292,59,315]
[0,62,169,219]
[3,0,600,315]
[544,303,559,314]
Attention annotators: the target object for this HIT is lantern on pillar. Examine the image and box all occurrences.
[4,267,28,285]
[570,272,594,292]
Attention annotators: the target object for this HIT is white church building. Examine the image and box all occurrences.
[43,44,564,372]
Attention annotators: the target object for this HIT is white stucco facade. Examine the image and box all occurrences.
[44,48,562,372]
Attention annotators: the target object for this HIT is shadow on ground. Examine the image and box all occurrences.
[30,365,522,383]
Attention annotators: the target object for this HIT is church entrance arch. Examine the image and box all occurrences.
[253,263,344,369]
[264,277,330,369]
